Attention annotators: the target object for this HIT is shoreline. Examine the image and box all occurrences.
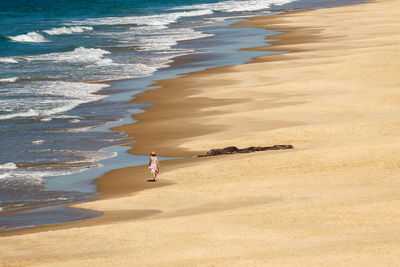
[4,0,400,265]
[0,0,367,235]
[0,1,365,233]
[0,13,277,234]
[0,16,271,232]
[0,6,306,236]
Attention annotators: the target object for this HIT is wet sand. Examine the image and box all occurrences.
[2,0,400,265]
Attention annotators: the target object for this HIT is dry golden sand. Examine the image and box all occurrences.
[2,0,400,265]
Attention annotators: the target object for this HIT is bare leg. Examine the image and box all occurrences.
[152,172,156,181]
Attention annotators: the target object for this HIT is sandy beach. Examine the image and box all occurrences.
[2,0,400,265]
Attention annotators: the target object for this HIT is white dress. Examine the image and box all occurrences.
[149,156,159,174]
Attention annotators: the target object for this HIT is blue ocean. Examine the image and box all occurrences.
[0,0,362,231]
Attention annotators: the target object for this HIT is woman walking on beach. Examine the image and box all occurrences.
[148,152,160,181]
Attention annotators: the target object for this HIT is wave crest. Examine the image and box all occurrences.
[0,162,17,170]
[0,77,18,83]
[26,47,113,66]
[0,57,18,64]
[43,26,93,35]
[9,32,48,43]
[0,82,108,120]
[171,0,293,12]
[72,10,213,29]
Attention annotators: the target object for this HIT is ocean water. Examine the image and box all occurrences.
[0,0,364,231]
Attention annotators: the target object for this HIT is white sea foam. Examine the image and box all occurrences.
[204,15,250,24]
[72,10,213,29]
[0,77,18,83]
[0,57,18,63]
[52,115,84,120]
[0,82,108,120]
[32,140,44,144]
[123,63,159,78]
[133,27,213,51]
[9,32,48,43]
[34,102,82,117]
[40,117,52,122]
[0,170,45,185]
[39,149,117,168]
[40,81,108,99]
[171,0,293,12]
[67,126,92,132]
[0,173,10,179]
[65,150,117,163]
[0,109,39,120]
[55,126,94,134]
[26,47,113,66]
[0,162,17,170]
[43,26,93,35]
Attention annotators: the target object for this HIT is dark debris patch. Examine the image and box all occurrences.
[197,145,294,157]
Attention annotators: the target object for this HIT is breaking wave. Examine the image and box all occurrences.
[0,162,17,170]
[0,82,108,120]
[0,77,18,83]
[0,57,18,64]
[43,26,93,35]
[171,0,293,12]
[26,47,113,66]
[9,32,48,43]
[71,10,213,29]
